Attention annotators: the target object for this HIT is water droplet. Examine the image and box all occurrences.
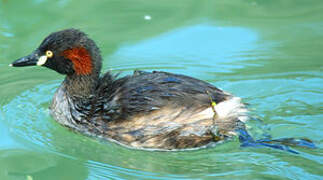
[144,15,151,20]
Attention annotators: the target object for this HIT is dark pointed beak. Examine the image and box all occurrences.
[10,51,40,67]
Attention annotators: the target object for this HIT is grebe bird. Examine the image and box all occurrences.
[10,29,315,152]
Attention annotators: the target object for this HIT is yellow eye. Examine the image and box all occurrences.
[46,50,53,58]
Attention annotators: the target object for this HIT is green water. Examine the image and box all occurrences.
[0,0,322,179]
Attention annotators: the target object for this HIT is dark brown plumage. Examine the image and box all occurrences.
[11,29,248,150]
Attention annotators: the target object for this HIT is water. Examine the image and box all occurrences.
[0,0,322,179]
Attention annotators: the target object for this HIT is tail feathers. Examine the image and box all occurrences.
[214,96,249,123]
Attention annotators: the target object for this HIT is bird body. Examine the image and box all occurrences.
[50,69,247,150]
[12,29,313,152]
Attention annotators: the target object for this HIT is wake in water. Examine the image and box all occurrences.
[237,126,316,154]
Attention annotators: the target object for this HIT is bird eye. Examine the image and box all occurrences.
[46,50,53,58]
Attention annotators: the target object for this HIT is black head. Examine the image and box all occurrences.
[11,29,102,76]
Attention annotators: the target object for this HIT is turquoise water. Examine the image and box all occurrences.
[0,0,322,179]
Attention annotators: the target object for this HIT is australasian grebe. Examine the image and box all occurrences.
[11,29,315,152]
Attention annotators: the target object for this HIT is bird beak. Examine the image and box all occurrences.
[10,51,41,67]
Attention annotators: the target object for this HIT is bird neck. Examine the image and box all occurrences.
[63,73,99,98]
[64,46,102,97]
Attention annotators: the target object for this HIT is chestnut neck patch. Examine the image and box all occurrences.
[62,47,93,75]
